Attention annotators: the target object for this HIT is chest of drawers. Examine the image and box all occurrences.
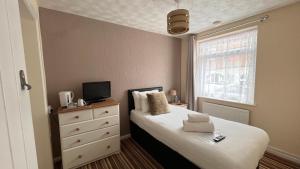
[58,99,120,169]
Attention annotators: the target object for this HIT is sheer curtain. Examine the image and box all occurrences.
[195,27,257,105]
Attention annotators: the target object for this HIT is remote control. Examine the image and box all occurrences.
[213,135,226,142]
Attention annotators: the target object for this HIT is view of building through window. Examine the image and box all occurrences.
[195,27,257,105]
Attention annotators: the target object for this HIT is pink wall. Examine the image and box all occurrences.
[39,8,181,135]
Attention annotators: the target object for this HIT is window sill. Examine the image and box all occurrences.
[197,96,256,107]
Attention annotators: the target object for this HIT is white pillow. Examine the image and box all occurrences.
[139,90,159,113]
[132,91,141,110]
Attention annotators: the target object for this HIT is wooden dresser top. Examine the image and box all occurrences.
[57,99,119,114]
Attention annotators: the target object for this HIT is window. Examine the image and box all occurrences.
[195,27,257,105]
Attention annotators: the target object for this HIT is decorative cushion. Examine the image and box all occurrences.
[139,90,159,112]
[147,92,170,115]
[132,91,141,110]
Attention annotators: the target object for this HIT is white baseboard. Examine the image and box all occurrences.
[267,145,300,164]
[120,134,131,140]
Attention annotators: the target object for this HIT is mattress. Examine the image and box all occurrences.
[130,105,269,169]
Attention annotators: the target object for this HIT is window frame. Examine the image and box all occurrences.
[195,26,258,106]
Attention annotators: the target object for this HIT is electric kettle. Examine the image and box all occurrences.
[59,91,74,107]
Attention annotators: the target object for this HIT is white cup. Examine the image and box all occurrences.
[77,99,86,107]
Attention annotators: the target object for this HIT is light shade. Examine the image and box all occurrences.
[170,89,177,96]
[167,9,189,35]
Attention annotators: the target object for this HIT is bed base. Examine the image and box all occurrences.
[130,121,199,169]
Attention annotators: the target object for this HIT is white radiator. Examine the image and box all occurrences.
[202,102,249,124]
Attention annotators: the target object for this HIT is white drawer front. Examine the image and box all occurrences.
[93,105,119,119]
[59,110,93,126]
[61,125,120,150]
[60,115,119,138]
[62,136,120,169]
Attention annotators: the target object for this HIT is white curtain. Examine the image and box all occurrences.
[195,27,257,105]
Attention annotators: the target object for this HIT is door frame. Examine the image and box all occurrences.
[22,0,39,19]
[19,0,54,168]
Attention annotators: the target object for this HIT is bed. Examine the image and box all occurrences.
[128,87,269,169]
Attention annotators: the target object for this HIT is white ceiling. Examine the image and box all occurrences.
[38,0,297,36]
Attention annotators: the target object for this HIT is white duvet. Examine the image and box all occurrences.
[130,105,269,169]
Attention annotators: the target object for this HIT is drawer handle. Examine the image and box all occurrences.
[105,111,109,114]
[107,145,111,149]
[78,155,82,159]
[105,121,109,124]
[106,132,110,135]
[77,139,81,143]
[75,128,80,131]
[74,116,79,119]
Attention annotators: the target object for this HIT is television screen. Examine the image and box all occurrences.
[82,81,111,103]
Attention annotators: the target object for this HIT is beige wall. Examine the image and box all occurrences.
[181,3,300,157]
[39,8,181,135]
[19,0,53,169]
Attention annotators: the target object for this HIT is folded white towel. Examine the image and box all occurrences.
[188,113,210,122]
[183,120,215,133]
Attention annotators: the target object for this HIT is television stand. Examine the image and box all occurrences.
[86,99,107,105]
[57,99,118,113]
[56,98,120,169]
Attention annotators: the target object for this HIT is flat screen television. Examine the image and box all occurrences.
[82,81,111,104]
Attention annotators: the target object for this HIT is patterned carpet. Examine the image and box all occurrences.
[259,153,300,169]
[78,138,162,169]
[74,138,299,169]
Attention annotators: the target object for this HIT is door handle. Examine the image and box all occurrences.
[19,70,32,90]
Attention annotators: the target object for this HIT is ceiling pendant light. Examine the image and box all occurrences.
[167,0,189,35]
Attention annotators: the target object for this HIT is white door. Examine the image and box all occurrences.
[0,0,39,168]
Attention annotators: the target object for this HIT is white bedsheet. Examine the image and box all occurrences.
[130,105,269,169]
